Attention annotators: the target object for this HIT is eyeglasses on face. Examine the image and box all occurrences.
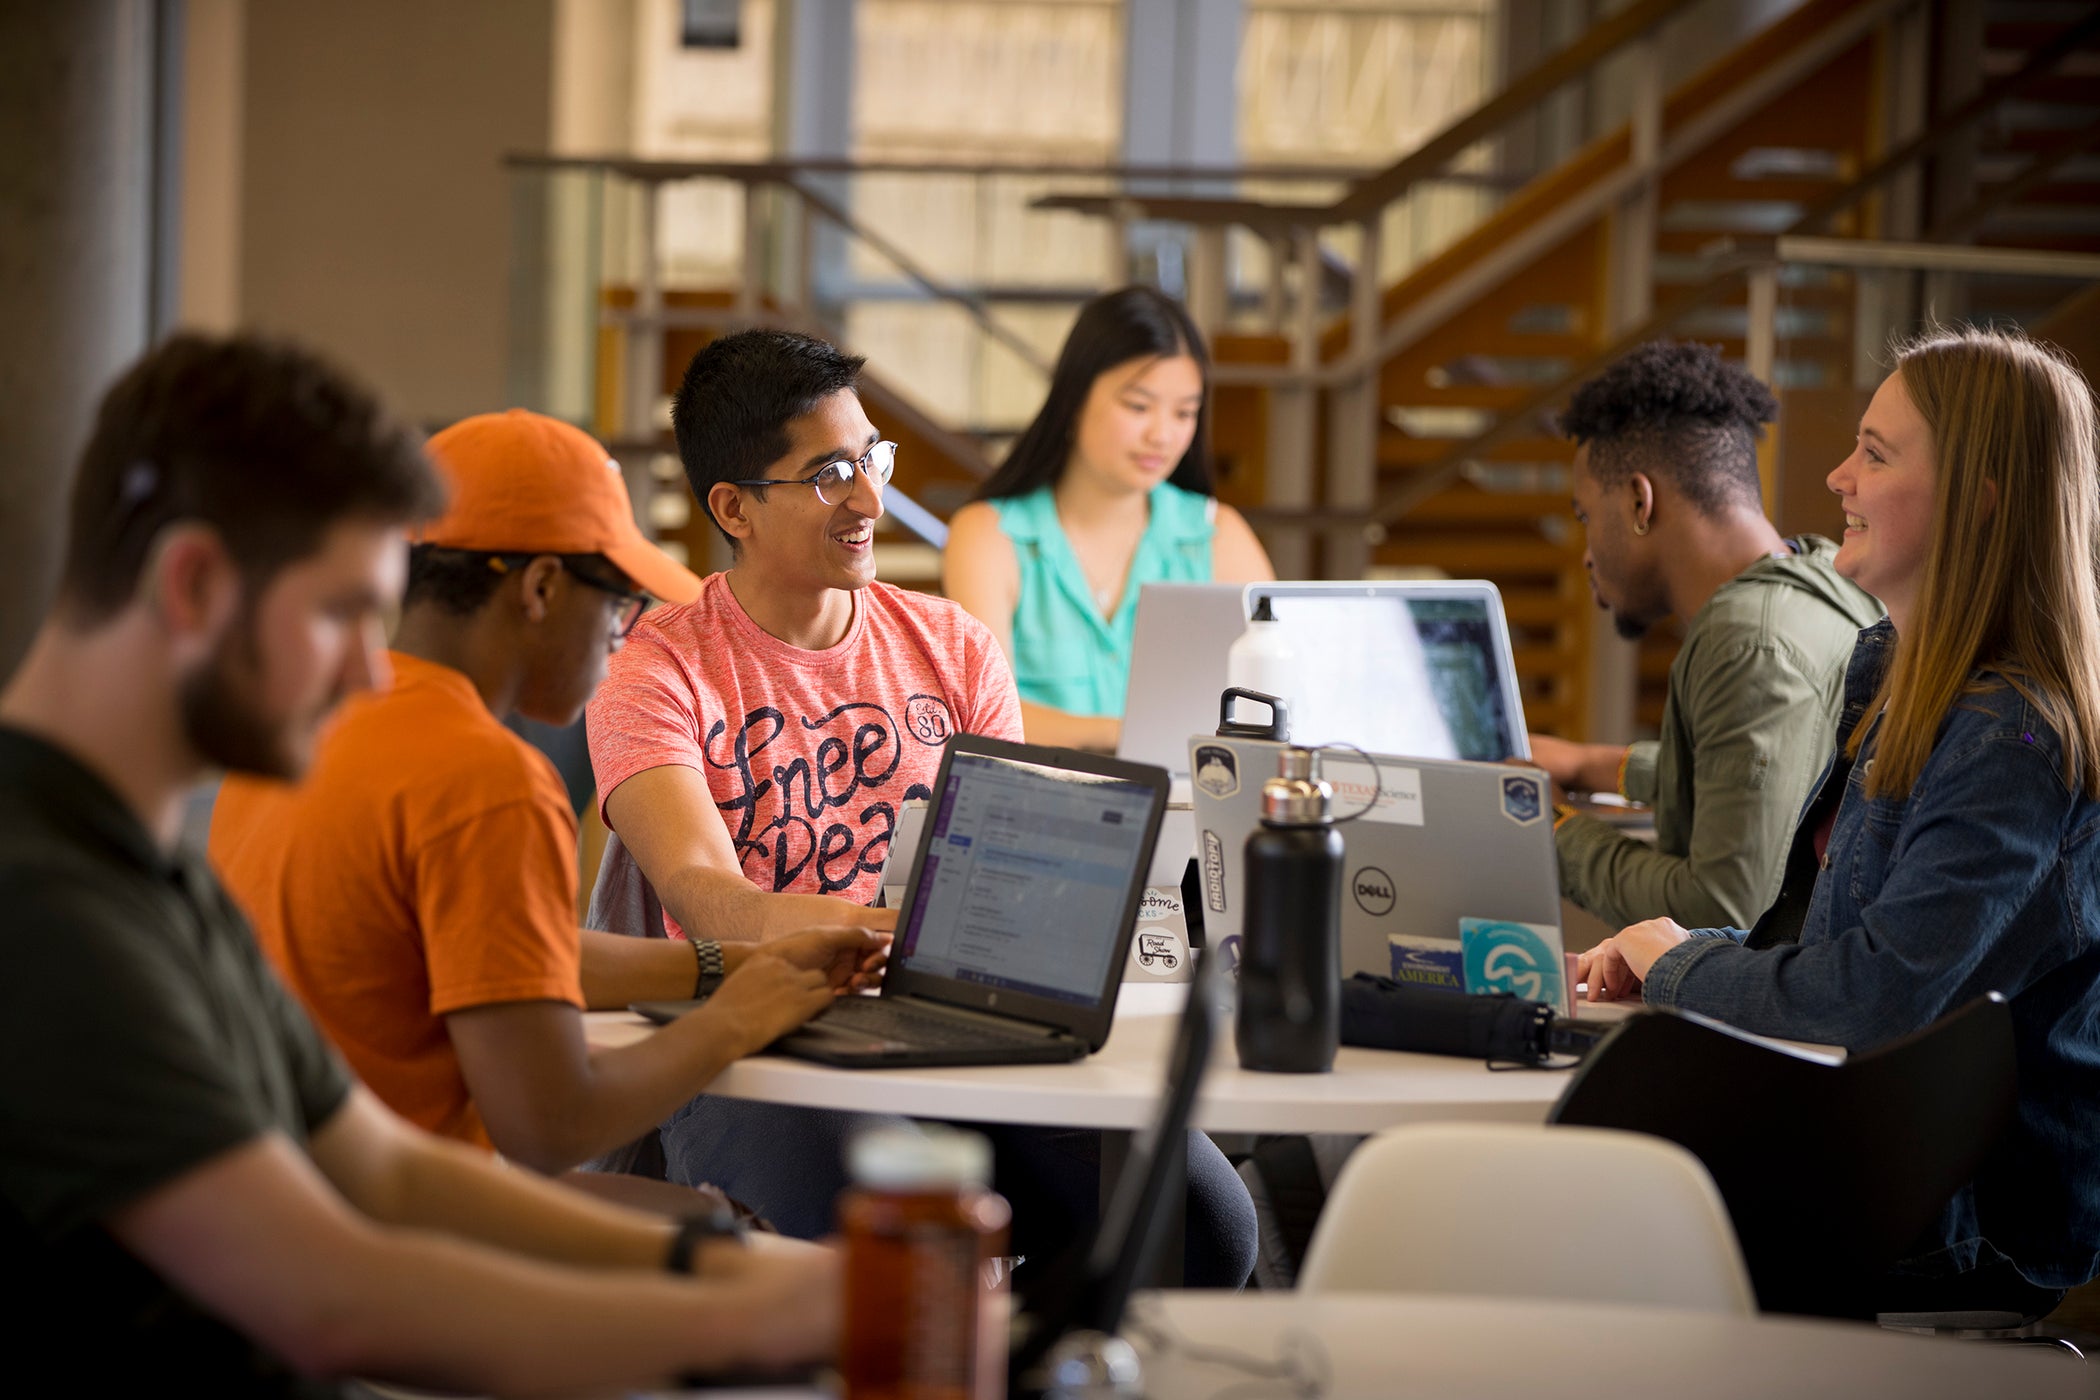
[488,553,651,638]
[729,440,897,506]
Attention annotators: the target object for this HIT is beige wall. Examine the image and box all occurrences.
[177,0,244,333]
[234,0,556,426]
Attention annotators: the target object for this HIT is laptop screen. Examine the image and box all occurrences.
[1256,586,1525,762]
[1407,594,1522,760]
[896,751,1156,1005]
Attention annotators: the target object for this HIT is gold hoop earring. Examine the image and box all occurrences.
[1633,518,1649,536]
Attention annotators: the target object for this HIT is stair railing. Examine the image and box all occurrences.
[1028,0,1918,578]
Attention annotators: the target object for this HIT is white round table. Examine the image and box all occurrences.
[584,982,1627,1134]
[641,1290,2090,1400]
[1131,1291,2091,1399]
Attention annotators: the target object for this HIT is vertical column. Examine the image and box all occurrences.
[1264,227,1322,580]
[1323,217,1383,582]
[0,0,160,682]
[1860,2,1931,385]
[1121,0,1243,291]
[1926,0,1985,230]
[1587,35,1663,747]
[623,182,664,443]
[1744,262,1780,517]
[771,0,854,330]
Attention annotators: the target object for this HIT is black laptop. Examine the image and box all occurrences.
[1008,949,1219,1394]
[633,734,1170,1068]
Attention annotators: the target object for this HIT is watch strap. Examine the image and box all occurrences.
[690,937,726,998]
[665,1201,746,1275]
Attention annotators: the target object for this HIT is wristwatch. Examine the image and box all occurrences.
[690,937,726,998]
[665,1199,747,1274]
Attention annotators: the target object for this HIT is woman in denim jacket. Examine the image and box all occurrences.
[1580,326,2100,1314]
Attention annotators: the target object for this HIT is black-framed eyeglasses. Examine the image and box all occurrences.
[729,440,897,506]
[489,553,651,638]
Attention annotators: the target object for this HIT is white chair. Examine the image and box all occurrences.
[1295,1122,1756,1315]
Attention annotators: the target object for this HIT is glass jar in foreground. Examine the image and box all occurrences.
[840,1126,1013,1400]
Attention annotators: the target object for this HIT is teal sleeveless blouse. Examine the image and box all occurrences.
[990,481,1215,718]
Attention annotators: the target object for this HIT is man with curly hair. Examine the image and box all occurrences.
[1530,341,1882,934]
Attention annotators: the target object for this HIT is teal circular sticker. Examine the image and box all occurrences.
[1460,918,1565,1006]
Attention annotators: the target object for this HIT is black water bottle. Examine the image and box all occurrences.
[1236,747,1343,1073]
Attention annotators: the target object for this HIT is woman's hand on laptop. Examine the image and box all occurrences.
[1576,917,1690,1002]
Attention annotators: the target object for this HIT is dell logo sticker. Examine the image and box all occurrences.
[1352,864,1396,917]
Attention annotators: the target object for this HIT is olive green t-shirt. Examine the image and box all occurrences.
[0,726,353,1396]
[1555,536,1884,931]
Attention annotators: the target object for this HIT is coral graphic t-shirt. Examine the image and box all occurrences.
[588,574,1023,921]
[210,653,584,1150]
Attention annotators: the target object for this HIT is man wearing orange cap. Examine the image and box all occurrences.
[210,409,885,1192]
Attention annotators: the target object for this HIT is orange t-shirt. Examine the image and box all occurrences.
[587,574,1023,926]
[209,652,584,1149]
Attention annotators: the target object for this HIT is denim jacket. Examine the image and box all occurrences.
[1644,619,2100,1289]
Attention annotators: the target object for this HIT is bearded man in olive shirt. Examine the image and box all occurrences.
[0,335,836,1395]
[1530,342,1883,933]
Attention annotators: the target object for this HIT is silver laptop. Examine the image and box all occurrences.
[1244,580,1531,762]
[1117,583,1250,785]
[1120,580,1531,780]
[1187,733,1564,1008]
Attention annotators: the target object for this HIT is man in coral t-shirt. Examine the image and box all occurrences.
[584,331,1023,1236]
[588,331,1022,947]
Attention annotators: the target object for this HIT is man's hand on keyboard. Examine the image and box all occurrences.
[765,924,890,994]
[708,928,888,1056]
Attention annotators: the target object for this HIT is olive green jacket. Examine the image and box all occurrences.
[1556,536,1883,931]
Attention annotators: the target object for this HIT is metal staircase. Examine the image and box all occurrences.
[508,0,2100,742]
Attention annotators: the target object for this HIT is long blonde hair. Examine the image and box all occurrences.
[1851,326,2100,799]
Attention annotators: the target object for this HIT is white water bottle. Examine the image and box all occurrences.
[1226,596,1298,735]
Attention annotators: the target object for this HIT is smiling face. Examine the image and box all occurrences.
[1828,371,1938,622]
[180,517,405,779]
[1068,352,1203,494]
[729,388,886,597]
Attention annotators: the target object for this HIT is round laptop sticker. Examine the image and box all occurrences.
[1351,864,1396,917]
[903,694,954,746]
[1500,773,1544,826]
[1193,745,1239,799]
[1133,927,1185,976]
[1464,921,1558,1003]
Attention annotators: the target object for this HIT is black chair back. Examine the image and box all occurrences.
[1548,995,2016,1317]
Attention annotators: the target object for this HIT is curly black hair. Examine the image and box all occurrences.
[1558,340,1777,516]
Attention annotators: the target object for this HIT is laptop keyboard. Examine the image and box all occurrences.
[821,998,1056,1048]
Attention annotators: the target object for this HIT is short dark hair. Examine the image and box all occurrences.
[1558,340,1777,516]
[403,546,632,617]
[671,329,866,544]
[57,333,444,623]
[403,546,508,616]
[975,285,1213,502]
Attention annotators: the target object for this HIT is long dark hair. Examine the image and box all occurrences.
[974,285,1213,501]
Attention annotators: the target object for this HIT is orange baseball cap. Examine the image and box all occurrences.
[413,409,702,604]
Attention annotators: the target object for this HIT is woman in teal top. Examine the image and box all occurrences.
[944,286,1273,750]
